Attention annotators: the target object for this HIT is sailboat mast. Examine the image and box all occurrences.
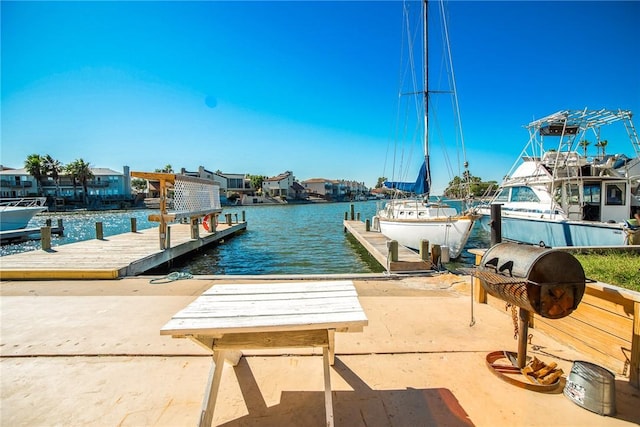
[423,0,431,196]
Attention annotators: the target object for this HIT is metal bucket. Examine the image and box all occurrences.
[563,361,616,416]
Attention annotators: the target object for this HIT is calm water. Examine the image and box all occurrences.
[1,201,490,274]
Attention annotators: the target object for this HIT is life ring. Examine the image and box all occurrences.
[203,214,211,231]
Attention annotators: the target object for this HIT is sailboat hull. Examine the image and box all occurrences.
[376,202,477,258]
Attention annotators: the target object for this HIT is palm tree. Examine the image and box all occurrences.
[66,159,94,204]
[600,139,608,158]
[579,139,590,157]
[24,154,46,196]
[43,155,64,197]
[155,164,173,173]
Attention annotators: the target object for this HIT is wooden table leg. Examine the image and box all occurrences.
[322,347,334,427]
[327,329,335,366]
[199,350,226,427]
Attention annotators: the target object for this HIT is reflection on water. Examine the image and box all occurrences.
[1,201,490,275]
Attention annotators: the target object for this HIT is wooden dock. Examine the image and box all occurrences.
[0,222,246,280]
[343,220,432,272]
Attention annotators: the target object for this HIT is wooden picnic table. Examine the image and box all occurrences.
[161,280,368,427]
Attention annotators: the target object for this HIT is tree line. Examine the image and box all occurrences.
[374,174,497,199]
[23,154,94,203]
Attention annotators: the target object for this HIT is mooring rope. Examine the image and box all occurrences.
[149,271,194,284]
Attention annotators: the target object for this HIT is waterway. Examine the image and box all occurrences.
[1,201,490,275]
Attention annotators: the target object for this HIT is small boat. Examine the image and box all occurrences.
[0,197,48,231]
[374,0,478,259]
[477,108,640,247]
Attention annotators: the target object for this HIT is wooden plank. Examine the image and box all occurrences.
[171,297,365,318]
[585,286,636,313]
[161,312,368,336]
[568,300,633,341]
[632,301,640,387]
[212,330,329,350]
[323,346,334,427]
[199,290,358,302]
[534,319,626,374]
[535,314,630,364]
[130,171,176,182]
[203,280,357,295]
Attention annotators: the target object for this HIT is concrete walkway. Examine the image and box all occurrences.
[1,274,638,426]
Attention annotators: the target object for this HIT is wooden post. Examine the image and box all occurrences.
[350,204,355,221]
[388,240,398,262]
[419,240,429,261]
[191,217,199,239]
[45,218,52,227]
[130,217,137,233]
[57,218,64,236]
[431,244,441,266]
[242,210,246,222]
[225,213,232,226]
[344,212,348,220]
[165,225,171,249]
[517,308,530,369]
[365,219,370,232]
[41,226,51,250]
[96,222,103,240]
[474,252,487,304]
[234,213,238,223]
[631,301,640,388]
[356,212,361,221]
[490,204,502,246]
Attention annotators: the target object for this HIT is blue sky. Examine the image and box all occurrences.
[2,1,639,194]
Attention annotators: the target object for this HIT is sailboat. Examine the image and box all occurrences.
[374,0,478,260]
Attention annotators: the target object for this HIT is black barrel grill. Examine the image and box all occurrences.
[477,242,586,320]
[476,242,586,373]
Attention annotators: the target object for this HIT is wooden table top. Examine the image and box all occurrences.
[161,280,368,338]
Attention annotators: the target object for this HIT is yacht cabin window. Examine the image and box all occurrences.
[494,188,509,203]
[605,183,625,206]
[510,186,539,203]
[583,183,600,204]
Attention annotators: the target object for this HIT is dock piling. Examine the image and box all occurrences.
[41,226,51,250]
[419,240,429,261]
[131,218,137,233]
[387,240,398,262]
[431,244,441,267]
[96,222,104,240]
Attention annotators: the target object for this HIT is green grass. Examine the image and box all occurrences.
[572,251,640,292]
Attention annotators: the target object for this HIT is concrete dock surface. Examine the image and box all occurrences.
[1,273,638,426]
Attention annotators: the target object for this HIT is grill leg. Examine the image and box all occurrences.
[517,308,530,368]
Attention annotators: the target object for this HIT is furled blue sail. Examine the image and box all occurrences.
[383,158,431,195]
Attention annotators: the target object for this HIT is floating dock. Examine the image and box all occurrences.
[0,222,246,280]
[343,219,432,272]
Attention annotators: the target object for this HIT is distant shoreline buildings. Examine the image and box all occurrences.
[0,164,372,209]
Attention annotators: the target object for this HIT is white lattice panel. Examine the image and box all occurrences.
[172,176,221,213]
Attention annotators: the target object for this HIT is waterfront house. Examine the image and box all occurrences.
[302,178,369,201]
[179,166,254,203]
[0,166,132,208]
[302,178,335,200]
[262,171,298,200]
